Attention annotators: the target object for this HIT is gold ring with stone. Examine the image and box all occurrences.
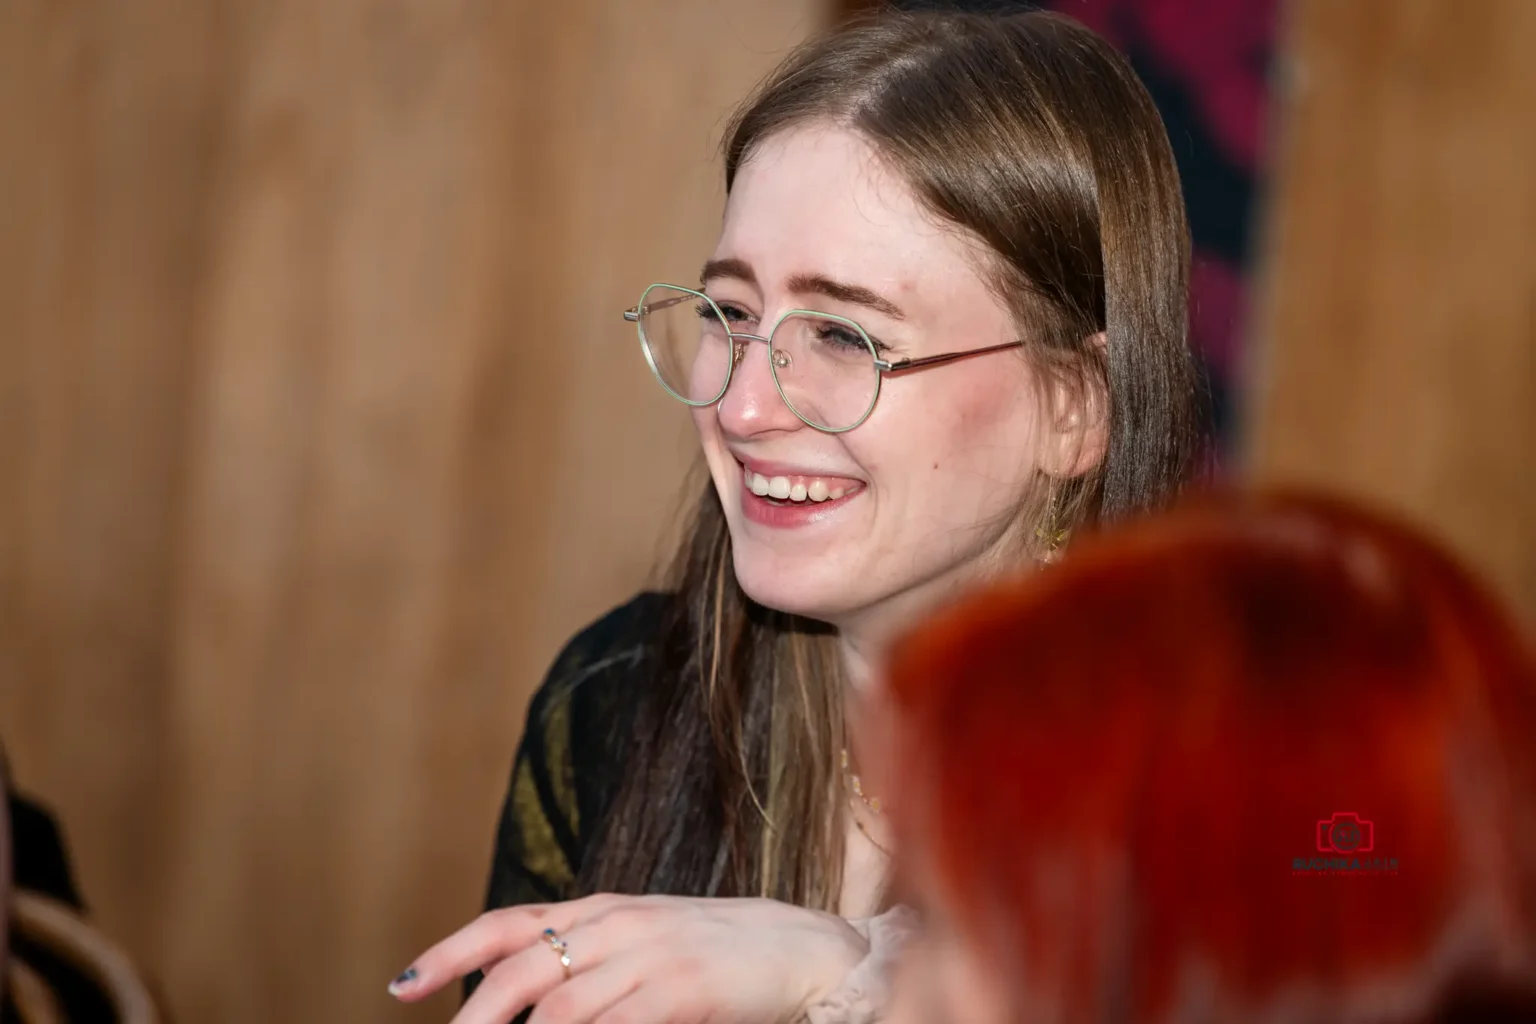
[542,927,573,980]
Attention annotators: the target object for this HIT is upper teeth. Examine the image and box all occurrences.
[748,471,849,503]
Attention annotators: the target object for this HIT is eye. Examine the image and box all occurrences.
[712,300,756,325]
[814,321,876,352]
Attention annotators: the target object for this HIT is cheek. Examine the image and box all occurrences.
[948,939,1015,1023]
[892,930,1010,1024]
[942,356,1040,458]
[889,939,952,1024]
[691,409,730,476]
[863,361,1039,507]
[691,406,718,443]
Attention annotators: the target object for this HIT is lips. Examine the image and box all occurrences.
[731,455,866,529]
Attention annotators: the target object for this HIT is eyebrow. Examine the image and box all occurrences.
[700,258,757,287]
[699,259,907,321]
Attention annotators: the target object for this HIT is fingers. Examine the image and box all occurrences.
[390,906,554,1001]
[448,940,564,1024]
[524,960,641,1024]
[392,895,622,1001]
[451,925,631,1024]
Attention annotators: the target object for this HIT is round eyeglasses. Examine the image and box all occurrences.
[623,283,1028,433]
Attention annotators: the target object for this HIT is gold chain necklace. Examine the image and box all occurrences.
[840,748,883,815]
[851,809,893,857]
[841,749,891,857]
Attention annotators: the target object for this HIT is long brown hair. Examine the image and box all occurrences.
[580,10,1198,910]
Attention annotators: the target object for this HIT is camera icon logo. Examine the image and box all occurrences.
[1317,812,1374,854]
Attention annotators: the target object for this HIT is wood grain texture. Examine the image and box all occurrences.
[0,2,825,1020]
[1245,0,1536,621]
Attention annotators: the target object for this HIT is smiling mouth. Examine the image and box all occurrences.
[740,463,865,505]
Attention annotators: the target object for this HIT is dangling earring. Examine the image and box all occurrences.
[1035,491,1069,564]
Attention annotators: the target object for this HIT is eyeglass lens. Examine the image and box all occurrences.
[636,285,879,431]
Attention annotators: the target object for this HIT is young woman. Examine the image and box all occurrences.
[392,10,1196,1022]
[881,492,1536,1023]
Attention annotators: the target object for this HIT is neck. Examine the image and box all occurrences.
[837,630,877,694]
[832,574,973,694]
[832,523,1048,691]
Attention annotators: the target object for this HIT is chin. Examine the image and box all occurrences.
[729,549,866,623]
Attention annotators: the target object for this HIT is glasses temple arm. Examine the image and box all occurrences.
[624,292,701,323]
[876,339,1027,373]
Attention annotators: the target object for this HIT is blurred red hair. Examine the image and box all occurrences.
[884,491,1536,1023]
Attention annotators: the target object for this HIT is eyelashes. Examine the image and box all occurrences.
[698,296,893,354]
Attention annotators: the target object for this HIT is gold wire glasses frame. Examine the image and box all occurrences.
[623,282,1027,433]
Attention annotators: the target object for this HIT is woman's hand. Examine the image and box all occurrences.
[390,893,870,1024]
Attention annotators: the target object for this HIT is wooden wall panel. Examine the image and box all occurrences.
[0,2,825,1021]
[1245,0,1536,620]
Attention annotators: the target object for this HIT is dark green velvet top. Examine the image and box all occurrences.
[468,592,667,1002]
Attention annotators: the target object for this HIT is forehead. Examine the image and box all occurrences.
[719,125,991,309]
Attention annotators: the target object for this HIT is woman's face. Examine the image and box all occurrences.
[695,124,1051,634]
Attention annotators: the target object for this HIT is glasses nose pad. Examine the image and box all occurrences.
[732,340,747,368]
[772,350,792,370]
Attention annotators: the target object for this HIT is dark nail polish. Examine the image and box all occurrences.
[388,967,418,995]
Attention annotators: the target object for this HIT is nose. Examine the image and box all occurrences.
[714,333,804,438]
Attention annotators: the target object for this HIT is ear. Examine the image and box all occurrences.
[1038,331,1110,480]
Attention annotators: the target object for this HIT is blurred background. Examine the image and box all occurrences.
[0,0,1530,1021]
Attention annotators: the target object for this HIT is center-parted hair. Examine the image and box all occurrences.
[583,10,1198,911]
[886,492,1536,1022]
